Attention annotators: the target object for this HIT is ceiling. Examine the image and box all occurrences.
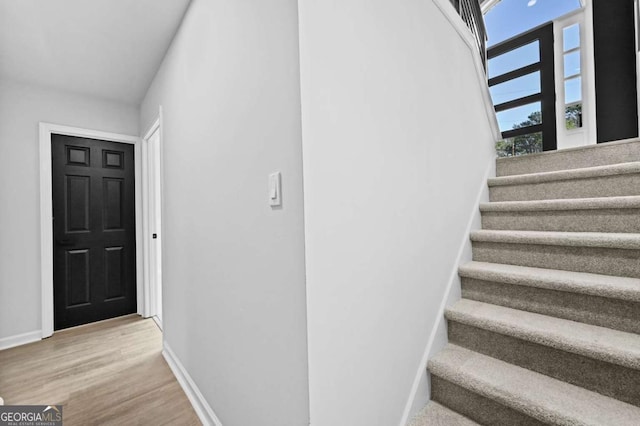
[0,0,191,105]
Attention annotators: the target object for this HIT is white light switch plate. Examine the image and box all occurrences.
[269,172,281,207]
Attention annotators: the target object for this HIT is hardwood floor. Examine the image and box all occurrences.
[0,315,201,425]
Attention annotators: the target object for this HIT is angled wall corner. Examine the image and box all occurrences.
[138,1,310,425]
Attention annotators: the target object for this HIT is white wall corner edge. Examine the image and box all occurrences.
[0,330,42,351]
[162,341,224,426]
[397,157,496,426]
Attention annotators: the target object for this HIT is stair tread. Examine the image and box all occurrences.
[459,261,640,302]
[470,229,640,249]
[407,402,479,426]
[488,161,640,187]
[480,195,640,212]
[446,299,640,370]
[428,344,640,425]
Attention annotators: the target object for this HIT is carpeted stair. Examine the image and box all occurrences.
[410,139,640,425]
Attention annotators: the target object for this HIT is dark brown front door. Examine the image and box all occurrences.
[52,134,137,330]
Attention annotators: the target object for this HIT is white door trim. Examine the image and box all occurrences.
[141,119,158,319]
[39,123,143,338]
[141,107,164,324]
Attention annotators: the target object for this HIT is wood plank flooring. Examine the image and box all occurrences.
[0,315,201,426]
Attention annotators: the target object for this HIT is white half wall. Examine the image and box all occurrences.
[298,1,497,425]
[0,78,139,341]
[139,1,309,425]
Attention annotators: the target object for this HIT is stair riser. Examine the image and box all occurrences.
[481,209,640,232]
[472,241,640,278]
[461,277,640,334]
[497,141,640,177]
[430,376,545,425]
[489,173,640,202]
[448,321,640,407]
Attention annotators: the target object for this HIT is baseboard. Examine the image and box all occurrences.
[152,315,163,331]
[398,157,495,426]
[162,341,223,426]
[0,330,42,351]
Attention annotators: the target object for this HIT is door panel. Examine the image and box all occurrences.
[104,246,125,300]
[103,178,123,230]
[52,134,136,330]
[66,249,90,306]
[66,175,90,232]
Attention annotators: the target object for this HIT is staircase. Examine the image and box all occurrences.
[411,140,640,425]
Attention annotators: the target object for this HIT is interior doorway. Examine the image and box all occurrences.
[143,116,164,329]
[39,123,143,338]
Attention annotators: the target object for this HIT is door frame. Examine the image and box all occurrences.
[39,123,143,338]
[141,110,164,326]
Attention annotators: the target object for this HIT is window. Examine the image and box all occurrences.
[488,22,556,155]
[562,23,583,130]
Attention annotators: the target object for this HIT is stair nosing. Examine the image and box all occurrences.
[428,344,640,425]
[445,299,640,370]
[459,261,640,302]
[479,195,640,212]
[470,229,640,250]
[488,161,640,187]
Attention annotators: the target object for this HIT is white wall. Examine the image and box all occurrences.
[298,0,497,424]
[0,78,139,344]
[139,1,309,425]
